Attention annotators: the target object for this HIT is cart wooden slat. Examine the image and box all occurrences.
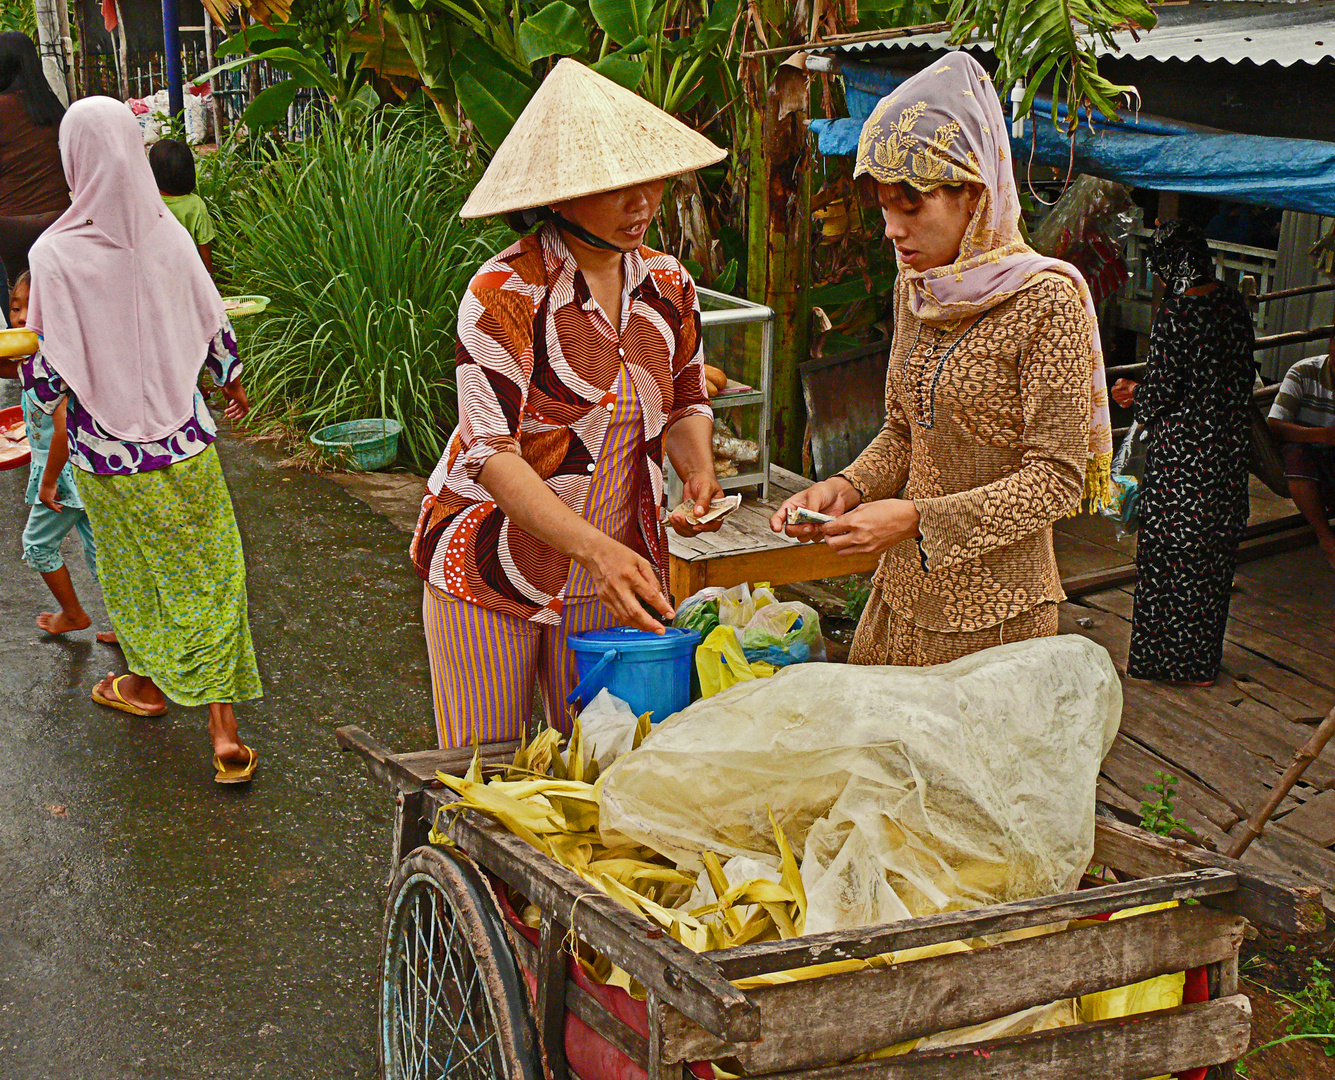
[659,904,1245,1071]
[745,995,1252,1080]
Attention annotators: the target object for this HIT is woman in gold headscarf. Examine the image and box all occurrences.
[773,53,1112,667]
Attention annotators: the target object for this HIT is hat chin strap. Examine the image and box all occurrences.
[538,208,637,254]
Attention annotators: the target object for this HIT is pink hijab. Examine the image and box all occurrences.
[26,96,224,443]
[854,53,1113,510]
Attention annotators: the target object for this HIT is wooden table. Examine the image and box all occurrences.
[667,465,879,603]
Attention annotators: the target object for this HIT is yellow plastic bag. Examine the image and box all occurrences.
[1078,900,1184,1080]
[696,624,776,698]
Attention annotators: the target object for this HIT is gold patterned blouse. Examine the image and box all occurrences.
[840,272,1094,633]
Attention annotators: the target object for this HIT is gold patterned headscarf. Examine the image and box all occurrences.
[854,53,1113,511]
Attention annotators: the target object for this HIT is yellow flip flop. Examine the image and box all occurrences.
[91,674,167,717]
[214,746,258,785]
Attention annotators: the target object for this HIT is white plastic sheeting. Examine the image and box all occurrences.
[600,635,1122,934]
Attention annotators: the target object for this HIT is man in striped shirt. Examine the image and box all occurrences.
[1268,338,1335,570]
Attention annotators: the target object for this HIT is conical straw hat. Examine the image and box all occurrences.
[460,58,728,219]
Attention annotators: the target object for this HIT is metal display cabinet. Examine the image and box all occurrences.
[667,287,775,503]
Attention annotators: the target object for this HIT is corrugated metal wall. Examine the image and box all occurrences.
[1265,211,1335,380]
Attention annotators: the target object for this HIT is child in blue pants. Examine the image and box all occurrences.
[3,272,113,640]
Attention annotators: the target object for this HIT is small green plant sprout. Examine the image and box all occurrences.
[1286,958,1335,1056]
[842,578,872,621]
[1139,771,1198,839]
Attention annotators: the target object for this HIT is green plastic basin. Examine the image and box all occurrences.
[310,418,402,471]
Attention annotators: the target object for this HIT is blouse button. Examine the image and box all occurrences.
[618,348,625,357]
[605,401,615,411]
[586,463,596,472]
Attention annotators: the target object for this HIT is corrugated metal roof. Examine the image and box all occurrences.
[833,1,1335,68]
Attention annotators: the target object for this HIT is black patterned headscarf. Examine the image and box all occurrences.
[1147,220,1216,296]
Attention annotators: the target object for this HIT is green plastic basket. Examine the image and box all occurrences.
[310,418,403,471]
[221,295,270,319]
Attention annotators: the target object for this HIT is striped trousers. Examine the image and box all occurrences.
[422,585,618,748]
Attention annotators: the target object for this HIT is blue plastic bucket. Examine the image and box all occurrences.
[566,626,701,723]
[310,418,402,471]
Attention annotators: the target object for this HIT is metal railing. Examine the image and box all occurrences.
[79,33,327,143]
[83,42,209,99]
[211,59,328,141]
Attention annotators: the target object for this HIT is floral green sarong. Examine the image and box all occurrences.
[76,444,263,706]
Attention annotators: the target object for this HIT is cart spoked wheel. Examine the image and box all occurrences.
[379,845,542,1080]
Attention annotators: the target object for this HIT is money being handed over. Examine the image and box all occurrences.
[787,505,835,526]
[678,494,742,526]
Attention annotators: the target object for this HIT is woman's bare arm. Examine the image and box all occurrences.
[478,453,673,632]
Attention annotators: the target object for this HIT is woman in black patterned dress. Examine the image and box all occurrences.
[1110,221,1255,685]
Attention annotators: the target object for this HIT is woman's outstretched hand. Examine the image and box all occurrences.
[221,379,250,420]
[669,471,727,537]
[770,476,862,542]
[582,535,674,634]
[821,498,921,556]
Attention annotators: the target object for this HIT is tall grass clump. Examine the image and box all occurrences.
[218,118,507,471]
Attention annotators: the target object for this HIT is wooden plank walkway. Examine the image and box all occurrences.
[1062,543,1335,910]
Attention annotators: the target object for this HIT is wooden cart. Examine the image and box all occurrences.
[337,724,1325,1080]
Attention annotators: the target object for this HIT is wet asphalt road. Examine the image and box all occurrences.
[0,395,437,1078]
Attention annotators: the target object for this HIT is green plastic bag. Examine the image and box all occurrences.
[686,584,824,698]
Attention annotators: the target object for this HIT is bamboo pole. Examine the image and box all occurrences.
[745,3,813,472]
[740,20,953,59]
[1254,281,1335,306]
[1226,706,1335,860]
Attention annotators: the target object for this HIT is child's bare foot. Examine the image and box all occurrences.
[37,609,92,635]
[96,631,118,645]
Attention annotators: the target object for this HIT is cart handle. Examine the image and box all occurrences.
[566,648,618,709]
[336,724,422,792]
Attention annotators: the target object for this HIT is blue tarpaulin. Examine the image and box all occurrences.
[810,62,1335,217]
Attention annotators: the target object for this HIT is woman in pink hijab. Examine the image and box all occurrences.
[774,53,1111,668]
[26,96,261,784]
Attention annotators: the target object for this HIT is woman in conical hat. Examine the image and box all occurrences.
[412,59,729,748]
[773,52,1112,668]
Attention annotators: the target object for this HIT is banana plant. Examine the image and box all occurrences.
[947,0,1157,129]
[196,6,382,129]
[198,0,294,31]
[370,0,738,151]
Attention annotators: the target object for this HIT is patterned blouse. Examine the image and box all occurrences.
[25,317,242,475]
[840,273,1093,633]
[412,225,712,624]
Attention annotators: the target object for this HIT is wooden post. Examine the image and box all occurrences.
[203,19,224,142]
[745,4,812,473]
[112,0,130,100]
[647,992,684,1080]
[52,0,77,102]
[536,914,568,1080]
[1210,952,1241,1079]
[74,0,95,97]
